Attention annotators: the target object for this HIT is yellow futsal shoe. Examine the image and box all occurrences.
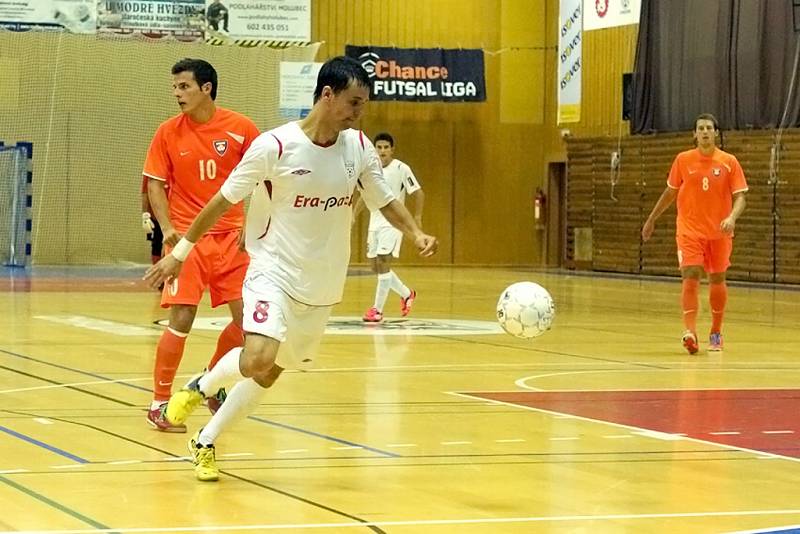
[189,430,219,482]
[165,373,206,425]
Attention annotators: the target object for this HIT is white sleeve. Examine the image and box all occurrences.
[220,132,277,204]
[357,135,395,211]
[402,163,421,194]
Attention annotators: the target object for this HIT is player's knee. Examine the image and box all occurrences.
[709,272,726,284]
[239,337,279,381]
[169,305,197,332]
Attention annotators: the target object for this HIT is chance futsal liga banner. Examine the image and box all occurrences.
[346,45,486,102]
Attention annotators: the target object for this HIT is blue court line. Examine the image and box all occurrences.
[0,348,151,393]
[247,416,401,458]
[0,475,114,531]
[0,425,89,463]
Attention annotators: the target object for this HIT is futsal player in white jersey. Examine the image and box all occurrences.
[144,56,438,482]
[359,132,425,323]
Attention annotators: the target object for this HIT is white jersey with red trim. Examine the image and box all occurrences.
[368,158,421,231]
[220,121,395,306]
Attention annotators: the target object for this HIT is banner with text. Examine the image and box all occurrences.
[280,61,322,118]
[558,0,582,123]
[0,0,96,33]
[345,45,486,102]
[204,0,310,43]
[583,0,640,31]
[97,0,205,39]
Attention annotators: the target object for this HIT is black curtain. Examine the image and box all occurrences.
[632,0,800,133]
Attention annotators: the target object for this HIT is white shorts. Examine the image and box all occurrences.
[367,227,402,258]
[241,272,332,370]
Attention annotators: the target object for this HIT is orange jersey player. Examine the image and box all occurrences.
[642,113,748,355]
[142,58,259,432]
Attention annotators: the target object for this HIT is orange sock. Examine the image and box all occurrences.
[153,328,188,402]
[709,281,727,333]
[208,322,244,370]
[681,278,700,333]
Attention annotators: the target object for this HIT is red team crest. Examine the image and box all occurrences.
[213,139,228,156]
[596,0,609,17]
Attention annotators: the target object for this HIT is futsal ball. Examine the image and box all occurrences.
[496,282,555,339]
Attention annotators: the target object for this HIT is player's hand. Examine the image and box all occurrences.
[414,233,438,257]
[143,254,182,290]
[720,216,736,234]
[141,212,155,233]
[641,219,655,242]
[162,227,182,247]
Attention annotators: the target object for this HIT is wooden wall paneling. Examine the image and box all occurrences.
[723,132,774,282]
[636,134,685,276]
[775,131,800,283]
[591,136,642,273]
[565,139,594,268]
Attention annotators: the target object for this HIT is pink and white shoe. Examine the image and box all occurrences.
[363,307,384,323]
[400,290,416,317]
[681,330,699,355]
[146,404,187,433]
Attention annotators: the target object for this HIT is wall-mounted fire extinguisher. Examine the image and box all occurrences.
[534,187,546,229]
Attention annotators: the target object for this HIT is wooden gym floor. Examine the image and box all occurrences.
[1,265,800,533]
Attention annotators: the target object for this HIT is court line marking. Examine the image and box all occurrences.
[0,425,88,463]
[727,525,800,534]
[0,474,111,531]
[247,416,400,458]
[4,368,800,396]
[0,376,154,395]
[447,392,800,463]
[0,347,152,393]
[5,509,800,533]
[515,370,800,390]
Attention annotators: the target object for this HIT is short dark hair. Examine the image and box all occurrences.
[694,113,719,131]
[374,132,394,146]
[313,56,371,104]
[172,58,218,100]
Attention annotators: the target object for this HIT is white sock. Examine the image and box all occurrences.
[389,270,411,298]
[150,400,166,410]
[198,378,267,445]
[373,272,392,311]
[198,347,245,396]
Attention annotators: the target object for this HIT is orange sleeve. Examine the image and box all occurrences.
[729,156,748,193]
[241,117,260,152]
[142,124,171,182]
[666,154,682,189]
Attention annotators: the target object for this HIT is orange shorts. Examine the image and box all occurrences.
[161,230,249,309]
[676,234,733,273]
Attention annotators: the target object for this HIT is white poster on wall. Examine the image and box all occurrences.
[204,0,310,42]
[583,0,640,31]
[0,0,96,33]
[558,0,582,124]
[280,61,322,118]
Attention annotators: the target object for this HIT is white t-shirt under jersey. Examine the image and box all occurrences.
[220,122,395,306]
[368,159,421,231]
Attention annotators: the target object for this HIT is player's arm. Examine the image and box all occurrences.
[641,186,678,242]
[358,135,437,256]
[379,200,437,257]
[143,192,233,289]
[144,132,273,288]
[141,191,154,234]
[147,178,180,246]
[351,190,365,225]
[409,188,425,228]
[720,191,746,234]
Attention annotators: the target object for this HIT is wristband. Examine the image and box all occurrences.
[171,238,195,262]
